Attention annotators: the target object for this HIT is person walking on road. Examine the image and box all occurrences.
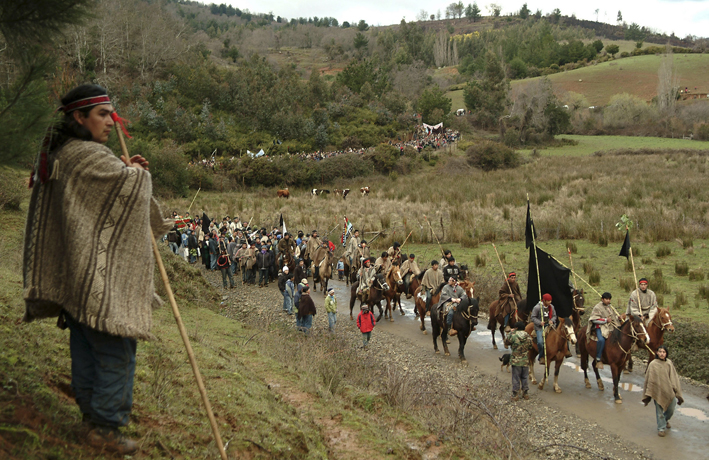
[504,321,533,401]
[643,345,684,437]
[325,288,337,333]
[297,286,316,333]
[357,306,376,347]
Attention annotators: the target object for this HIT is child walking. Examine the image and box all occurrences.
[357,306,376,347]
[325,288,337,333]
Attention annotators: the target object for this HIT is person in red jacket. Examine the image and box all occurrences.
[357,306,376,347]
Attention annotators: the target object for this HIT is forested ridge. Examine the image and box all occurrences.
[1,1,707,195]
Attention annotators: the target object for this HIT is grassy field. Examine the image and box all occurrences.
[519,134,709,156]
[513,54,709,106]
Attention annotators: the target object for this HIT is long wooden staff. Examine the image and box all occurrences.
[114,125,228,460]
[567,247,578,292]
[527,196,547,381]
[423,215,445,258]
[399,230,414,250]
[186,187,201,214]
[626,225,642,315]
[492,243,518,321]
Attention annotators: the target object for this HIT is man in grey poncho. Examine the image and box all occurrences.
[23,85,172,455]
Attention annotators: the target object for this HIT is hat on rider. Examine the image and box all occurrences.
[639,278,648,284]
[542,293,552,301]
[601,292,612,299]
[363,258,371,265]
[393,242,400,248]
[508,272,516,278]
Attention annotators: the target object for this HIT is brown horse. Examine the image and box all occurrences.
[281,251,297,277]
[524,319,577,393]
[348,273,389,321]
[317,250,336,295]
[339,256,352,286]
[578,314,650,403]
[383,265,405,321]
[625,307,674,373]
[488,289,585,350]
[414,282,445,335]
[430,281,479,362]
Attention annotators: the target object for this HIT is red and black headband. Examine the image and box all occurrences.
[60,95,111,113]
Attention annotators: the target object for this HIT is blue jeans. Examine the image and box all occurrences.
[655,398,676,432]
[503,313,510,327]
[221,267,235,288]
[65,312,136,428]
[328,312,337,332]
[446,308,455,327]
[230,261,237,275]
[259,269,268,285]
[362,331,372,346]
[535,329,545,358]
[300,314,313,332]
[169,242,178,254]
[210,254,218,270]
[595,327,605,360]
[282,291,293,313]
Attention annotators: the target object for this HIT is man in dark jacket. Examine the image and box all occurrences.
[256,247,271,287]
[442,257,461,283]
[294,259,307,286]
[297,286,316,333]
[187,231,198,264]
[208,232,219,271]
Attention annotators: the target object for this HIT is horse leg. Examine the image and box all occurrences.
[432,323,440,354]
[592,361,604,391]
[500,324,508,349]
[553,359,562,393]
[625,355,633,374]
[375,301,384,322]
[529,360,537,386]
[612,365,622,404]
[580,346,592,389]
[442,326,450,356]
[458,333,467,364]
[491,329,498,350]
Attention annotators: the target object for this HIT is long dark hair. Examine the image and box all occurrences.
[49,84,108,152]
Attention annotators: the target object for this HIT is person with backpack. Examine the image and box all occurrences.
[357,306,376,347]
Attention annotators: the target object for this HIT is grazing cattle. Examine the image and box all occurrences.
[277,188,290,198]
[333,188,351,199]
[311,189,330,197]
[360,186,370,196]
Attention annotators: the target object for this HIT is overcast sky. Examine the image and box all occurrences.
[231,0,708,39]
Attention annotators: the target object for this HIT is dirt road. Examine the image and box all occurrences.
[320,279,708,460]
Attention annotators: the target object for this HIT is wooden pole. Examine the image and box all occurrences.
[186,187,201,214]
[492,243,518,320]
[567,247,578,291]
[423,215,445,258]
[527,195,547,380]
[114,125,228,460]
[399,230,414,250]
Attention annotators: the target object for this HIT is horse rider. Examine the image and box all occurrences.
[344,229,361,268]
[293,258,307,286]
[387,242,402,266]
[497,272,522,333]
[374,251,391,274]
[277,232,296,267]
[439,275,467,336]
[442,257,460,283]
[589,292,620,370]
[627,277,658,327]
[530,293,557,365]
[357,258,376,304]
[304,230,323,279]
[439,249,453,268]
[399,253,421,299]
[421,260,444,313]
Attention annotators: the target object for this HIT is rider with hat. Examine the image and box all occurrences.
[589,292,620,370]
[627,277,658,327]
[440,276,467,336]
[530,293,557,365]
[421,260,445,313]
[357,258,376,304]
[497,272,522,333]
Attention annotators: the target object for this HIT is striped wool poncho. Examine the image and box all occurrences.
[23,139,173,339]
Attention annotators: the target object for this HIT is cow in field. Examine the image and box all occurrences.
[277,188,290,198]
[360,186,370,197]
[333,188,350,199]
[311,189,330,197]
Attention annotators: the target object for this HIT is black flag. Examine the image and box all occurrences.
[619,230,631,259]
[201,212,211,234]
[525,200,537,249]
[527,246,574,318]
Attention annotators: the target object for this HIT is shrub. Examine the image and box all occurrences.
[598,234,608,247]
[0,170,25,210]
[656,245,672,258]
[675,261,689,276]
[673,292,687,310]
[566,241,577,254]
[465,141,521,171]
[619,277,634,292]
[625,259,634,272]
[649,269,671,294]
[682,238,693,249]
[603,93,656,129]
[475,253,487,267]
[695,123,709,141]
[582,261,594,274]
[698,285,709,301]
[588,269,601,286]
[663,318,709,382]
[641,257,653,265]
[688,269,704,281]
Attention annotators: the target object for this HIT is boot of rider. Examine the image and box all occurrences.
[564,341,573,358]
[503,313,511,333]
[511,390,519,402]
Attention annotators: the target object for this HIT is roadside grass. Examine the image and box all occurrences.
[513,54,709,106]
[518,134,709,157]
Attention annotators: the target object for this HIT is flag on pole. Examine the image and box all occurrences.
[280,213,287,234]
[619,230,631,259]
[527,246,574,318]
[341,216,353,246]
[525,200,537,249]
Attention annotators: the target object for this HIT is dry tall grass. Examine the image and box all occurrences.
[163,151,709,253]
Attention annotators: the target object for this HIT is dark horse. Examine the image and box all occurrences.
[578,314,650,403]
[488,288,585,350]
[383,264,406,321]
[348,273,390,321]
[430,280,479,363]
[625,307,674,373]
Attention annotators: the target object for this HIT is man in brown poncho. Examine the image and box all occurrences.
[23,85,172,455]
[643,345,684,437]
[496,272,522,333]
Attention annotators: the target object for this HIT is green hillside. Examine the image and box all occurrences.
[513,54,709,106]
